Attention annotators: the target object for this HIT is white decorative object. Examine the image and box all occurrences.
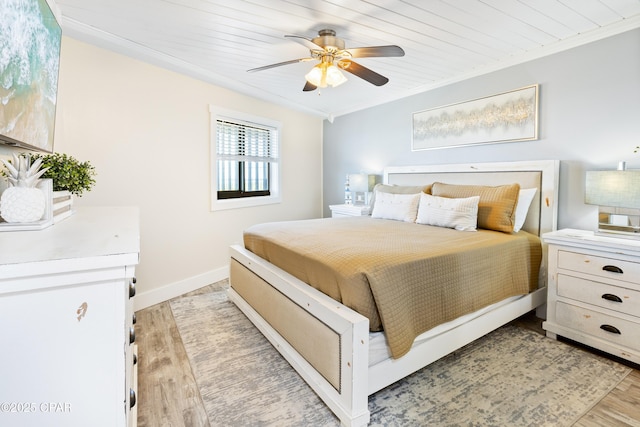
[53,190,75,223]
[0,154,49,223]
[344,174,352,205]
[0,179,54,231]
[0,183,75,232]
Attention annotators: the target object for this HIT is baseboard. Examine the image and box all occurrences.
[134,266,229,311]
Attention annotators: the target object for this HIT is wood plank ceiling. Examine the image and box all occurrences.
[56,0,640,119]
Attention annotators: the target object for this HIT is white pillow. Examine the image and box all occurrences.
[371,191,421,222]
[513,188,537,233]
[416,194,480,231]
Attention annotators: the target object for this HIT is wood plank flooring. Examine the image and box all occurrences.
[136,285,220,427]
[136,284,640,427]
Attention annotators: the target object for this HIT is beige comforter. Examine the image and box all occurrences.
[243,217,541,358]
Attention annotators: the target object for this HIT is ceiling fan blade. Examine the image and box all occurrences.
[247,58,313,73]
[302,81,317,92]
[345,45,405,58]
[338,60,389,86]
[284,35,324,51]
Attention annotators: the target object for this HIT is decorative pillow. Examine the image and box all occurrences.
[513,188,537,233]
[431,182,520,233]
[369,183,431,212]
[371,191,421,222]
[416,194,479,231]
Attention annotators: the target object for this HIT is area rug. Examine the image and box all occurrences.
[170,290,632,427]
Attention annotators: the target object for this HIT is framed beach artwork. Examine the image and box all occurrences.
[412,84,539,151]
[0,0,62,153]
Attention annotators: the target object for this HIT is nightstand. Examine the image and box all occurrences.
[329,204,371,218]
[542,229,640,364]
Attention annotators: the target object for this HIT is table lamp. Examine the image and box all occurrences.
[585,162,640,238]
[348,174,379,205]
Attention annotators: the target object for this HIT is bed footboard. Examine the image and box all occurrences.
[229,245,370,427]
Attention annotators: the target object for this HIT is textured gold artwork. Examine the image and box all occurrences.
[412,85,538,151]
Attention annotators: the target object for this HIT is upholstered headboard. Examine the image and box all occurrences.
[384,160,559,237]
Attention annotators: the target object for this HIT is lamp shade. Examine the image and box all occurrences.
[325,64,347,87]
[305,65,324,87]
[585,170,640,209]
[348,174,378,192]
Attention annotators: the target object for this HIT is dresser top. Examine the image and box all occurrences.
[543,228,640,255]
[0,207,140,266]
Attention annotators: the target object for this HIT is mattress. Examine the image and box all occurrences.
[244,217,541,358]
[368,294,523,366]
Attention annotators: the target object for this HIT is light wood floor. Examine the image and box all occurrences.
[136,283,640,427]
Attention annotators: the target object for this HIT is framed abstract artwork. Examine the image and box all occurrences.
[412,84,539,151]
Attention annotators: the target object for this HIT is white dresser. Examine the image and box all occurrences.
[0,207,140,426]
[542,228,640,364]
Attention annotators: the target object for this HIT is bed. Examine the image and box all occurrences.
[228,160,559,426]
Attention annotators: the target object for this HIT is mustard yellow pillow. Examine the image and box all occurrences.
[431,182,520,232]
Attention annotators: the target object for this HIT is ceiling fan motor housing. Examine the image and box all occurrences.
[312,29,345,51]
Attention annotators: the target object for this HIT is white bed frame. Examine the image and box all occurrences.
[228,160,559,426]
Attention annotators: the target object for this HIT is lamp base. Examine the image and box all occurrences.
[596,228,640,240]
[596,208,640,239]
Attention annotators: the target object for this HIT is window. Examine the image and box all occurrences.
[210,106,280,211]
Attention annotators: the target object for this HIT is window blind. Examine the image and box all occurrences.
[216,118,277,194]
[216,119,278,163]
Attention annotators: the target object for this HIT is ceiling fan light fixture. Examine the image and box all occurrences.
[326,64,347,87]
[305,63,347,88]
[305,64,325,87]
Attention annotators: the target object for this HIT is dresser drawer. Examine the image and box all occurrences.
[558,250,640,285]
[556,301,640,351]
[557,274,640,317]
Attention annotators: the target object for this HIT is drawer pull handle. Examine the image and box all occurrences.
[130,389,136,408]
[602,265,623,274]
[602,293,623,303]
[600,324,621,334]
[129,280,136,298]
[129,327,136,344]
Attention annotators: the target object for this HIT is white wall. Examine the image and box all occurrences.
[46,37,322,309]
[323,28,640,231]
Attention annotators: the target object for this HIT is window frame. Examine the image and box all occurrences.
[210,105,281,211]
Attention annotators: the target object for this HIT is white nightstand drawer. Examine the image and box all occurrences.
[558,250,640,285]
[556,301,640,351]
[557,273,640,317]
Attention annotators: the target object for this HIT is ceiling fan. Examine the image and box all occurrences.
[247,29,404,92]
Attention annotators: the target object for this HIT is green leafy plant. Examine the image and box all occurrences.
[29,153,97,196]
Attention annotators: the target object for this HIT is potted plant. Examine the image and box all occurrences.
[30,153,96,222]
[30,153,96,197]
